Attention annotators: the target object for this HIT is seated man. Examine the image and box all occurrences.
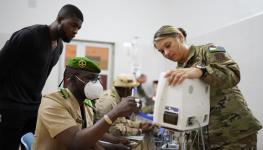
[96,74,154,136]
[33,57,139,150]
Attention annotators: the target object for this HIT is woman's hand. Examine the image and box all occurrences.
[165,68,203,86]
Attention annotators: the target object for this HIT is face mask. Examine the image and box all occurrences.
[84,80,103,100]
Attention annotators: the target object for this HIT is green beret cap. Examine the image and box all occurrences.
[67,57,101,73]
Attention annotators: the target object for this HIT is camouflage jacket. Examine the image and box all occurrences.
[178,45,262,146]
[95,88,142,136]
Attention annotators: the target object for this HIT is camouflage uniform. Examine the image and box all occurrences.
[96,87,143,136]
[179,45,262,149]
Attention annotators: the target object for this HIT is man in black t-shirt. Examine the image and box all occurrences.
[0,4,83,150]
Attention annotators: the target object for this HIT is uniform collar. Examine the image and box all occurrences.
[177,45,196,68]
[65,88,94,126]
[63,89,80,111]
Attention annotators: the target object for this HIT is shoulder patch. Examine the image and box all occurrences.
[209,46,226,53]
[84,99,93,107]
[59,88,70,99]
[110,93,116,98]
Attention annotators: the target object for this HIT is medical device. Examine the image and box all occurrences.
[153,72,210,131]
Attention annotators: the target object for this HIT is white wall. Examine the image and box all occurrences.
[0,33,10,48]
[189,13,263,149]
[0,0,263,147]
[1,0,263,90]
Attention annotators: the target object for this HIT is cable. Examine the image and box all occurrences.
[190,130,198,150]
[197,129,200,150]
[206,126,210,149]
[194,118,206,150]
[200,127,205,150]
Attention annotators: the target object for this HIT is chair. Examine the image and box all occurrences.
[21,132,34,150]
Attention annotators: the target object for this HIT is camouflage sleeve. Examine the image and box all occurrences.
[126,119,141,128]
[95,94,115,121]
[109,123,141,136]
[202,47,240,89]
[116,117,141,128]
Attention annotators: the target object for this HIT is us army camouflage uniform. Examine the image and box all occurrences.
[180,45,262,149]
[95,87,142,136]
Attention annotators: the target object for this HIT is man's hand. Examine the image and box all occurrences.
[100,142,130,150]
[140,122,155,133]
[110,143,130,150]
[113,96,139,117]
[101,133,130,145]
[117,137,130,145]
[165,68,203,86]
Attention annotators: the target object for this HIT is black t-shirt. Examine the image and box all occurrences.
[0,25,63,110]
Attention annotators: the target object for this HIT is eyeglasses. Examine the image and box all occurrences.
[90,76,100,83]
[75,75,100,84]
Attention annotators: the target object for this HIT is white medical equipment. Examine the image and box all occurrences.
[153,72,210,131]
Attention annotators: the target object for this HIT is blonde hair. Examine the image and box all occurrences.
[153,25,184,46]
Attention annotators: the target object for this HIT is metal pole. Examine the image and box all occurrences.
[179,132,186,150]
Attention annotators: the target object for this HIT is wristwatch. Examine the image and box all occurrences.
[195,64,207,79]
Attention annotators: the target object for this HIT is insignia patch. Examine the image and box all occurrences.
[214,53,226,62]
[110,94,116,98]
[78,59,87,68]
[59,88,69,99]
[217,46,226,52]
[84,99,93,107]
[209,47,217,51]
[209,46,226,53]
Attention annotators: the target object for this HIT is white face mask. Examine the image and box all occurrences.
[84,80,103,100]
